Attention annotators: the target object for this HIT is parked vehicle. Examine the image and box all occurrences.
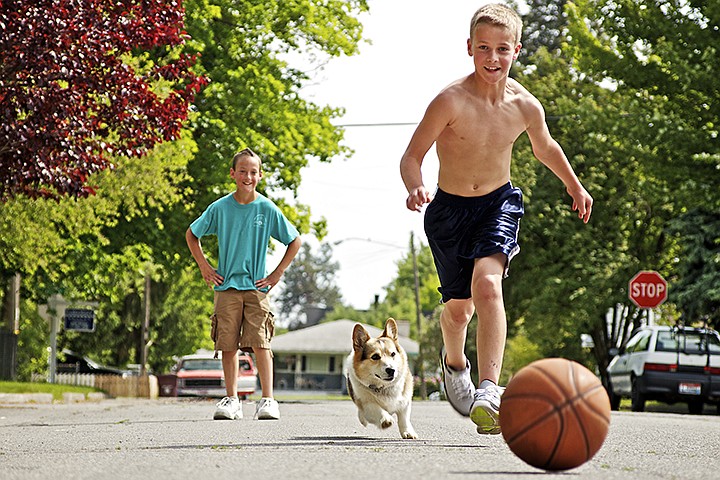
[607,325,720,414]
[56,349,129,376]
[172,353,257,399]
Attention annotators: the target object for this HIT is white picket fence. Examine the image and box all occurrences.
[32,373,158,398]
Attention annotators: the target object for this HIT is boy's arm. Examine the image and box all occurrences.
[255,236,302,291]
[400,93,455,211]
[525,99,593,223]
[185,228,225,289]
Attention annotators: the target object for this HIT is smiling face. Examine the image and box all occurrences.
[230,153,262,196]
[467,23,521,84]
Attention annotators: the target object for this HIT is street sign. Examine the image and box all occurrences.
[629,270,668,309]
[64,308,95,332]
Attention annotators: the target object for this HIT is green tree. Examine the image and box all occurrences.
[181,0,369,236]
[3,1,370,376]
[668,210,720,328]
[520,0,568,58]
[277,242,342,329]
[561,0,720,359]
[566,0,719,210]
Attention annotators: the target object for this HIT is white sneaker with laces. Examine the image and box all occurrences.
[255,397,280,420]
[213,396,242,420]
[470,383,504,434]
[440,347,476,416]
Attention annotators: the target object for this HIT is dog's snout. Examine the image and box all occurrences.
[385,367,395,376]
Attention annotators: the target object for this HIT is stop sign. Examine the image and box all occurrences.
[629,270,668,309]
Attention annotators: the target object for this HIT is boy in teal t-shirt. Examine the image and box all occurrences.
[186,148,301,421]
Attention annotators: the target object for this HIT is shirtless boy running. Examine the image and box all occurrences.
[400,3,593,434]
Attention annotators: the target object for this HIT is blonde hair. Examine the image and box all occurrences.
[231,148,262,170]
[470,3,522,44]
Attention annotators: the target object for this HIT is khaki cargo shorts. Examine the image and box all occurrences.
[211,289,275,353]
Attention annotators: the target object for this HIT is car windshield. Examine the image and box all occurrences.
[656,331,720,354]
[180,359,222,371]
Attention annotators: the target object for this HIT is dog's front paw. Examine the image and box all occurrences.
[401,428,418,439]
[380,413,394,429]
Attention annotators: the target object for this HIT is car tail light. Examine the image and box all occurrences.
[704,366,720,375]
[644,363,677,372]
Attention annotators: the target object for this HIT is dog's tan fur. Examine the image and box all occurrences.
[346,318,417,439]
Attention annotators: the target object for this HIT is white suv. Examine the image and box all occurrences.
[607,325,720,414]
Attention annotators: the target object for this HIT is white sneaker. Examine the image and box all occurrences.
[470,383,504,434]
[213,396,242,420]
[254,397,280,420]
[440,347,476,416]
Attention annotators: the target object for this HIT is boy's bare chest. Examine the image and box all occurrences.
[443,100,526,149]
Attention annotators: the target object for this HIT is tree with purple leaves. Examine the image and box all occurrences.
[0,0,207,200]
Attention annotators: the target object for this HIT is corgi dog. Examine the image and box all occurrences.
[346,318,418,439]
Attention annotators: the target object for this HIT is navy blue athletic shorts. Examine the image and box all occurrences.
[424,182,524,303]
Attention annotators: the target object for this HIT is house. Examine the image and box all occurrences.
[271,319,419,392]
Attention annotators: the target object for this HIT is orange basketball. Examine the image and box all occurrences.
[499,358,611,471]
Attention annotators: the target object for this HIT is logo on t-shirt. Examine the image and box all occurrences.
[253,214,266,228]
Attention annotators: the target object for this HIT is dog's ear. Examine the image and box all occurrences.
[352,323,370,353]
[382,317,399,341]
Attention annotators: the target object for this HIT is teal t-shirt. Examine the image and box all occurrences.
[190,193,299,291]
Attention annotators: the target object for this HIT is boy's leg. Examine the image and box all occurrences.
[470,253,507,434]
[471,253,507,384]
[440,298,476,415]
[212,290,244,420]
[253,347,280,420]
[254,347,274,398]
[214,349,242,420]
[440,299,474,370]
[222,349,239,398]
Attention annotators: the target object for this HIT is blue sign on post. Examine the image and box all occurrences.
[64,309,95,332]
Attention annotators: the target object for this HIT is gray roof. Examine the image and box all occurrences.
[271,319,419,356]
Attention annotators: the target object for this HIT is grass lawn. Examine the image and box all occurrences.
[0,381,101,401]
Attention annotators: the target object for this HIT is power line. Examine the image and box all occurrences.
[336,122,418,127]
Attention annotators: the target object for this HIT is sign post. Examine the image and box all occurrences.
[629,270,668,309]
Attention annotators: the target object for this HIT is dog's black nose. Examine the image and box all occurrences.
[385,367,395,376]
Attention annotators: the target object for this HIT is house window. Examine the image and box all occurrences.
[301,355,307,372]
[329,356,336,373]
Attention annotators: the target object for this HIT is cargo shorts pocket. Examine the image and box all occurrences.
[264,311,275,341]
[210,313,218,343]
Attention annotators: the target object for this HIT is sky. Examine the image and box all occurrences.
[270,1,493,310]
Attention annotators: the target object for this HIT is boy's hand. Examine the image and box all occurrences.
[568,186,593,224]
[256,271,281,291]
[406,186,432,212]
[200,263,224,289]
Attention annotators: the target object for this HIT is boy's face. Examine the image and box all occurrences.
[230,154,263,193]
[467,23,521,84]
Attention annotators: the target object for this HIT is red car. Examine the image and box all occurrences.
[172,353,257,399]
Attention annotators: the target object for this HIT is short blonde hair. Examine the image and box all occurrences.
[231,148,262,170]
[470,3,522,44]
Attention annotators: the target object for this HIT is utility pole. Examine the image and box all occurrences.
[410,231,426,400]
[141,272,151,376]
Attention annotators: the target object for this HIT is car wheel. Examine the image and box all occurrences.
[688,400,704,415]
[631,376,646,412]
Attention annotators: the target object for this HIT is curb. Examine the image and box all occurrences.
[0,392,109,404]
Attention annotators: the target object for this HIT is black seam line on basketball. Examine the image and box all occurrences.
[566,362,591,467]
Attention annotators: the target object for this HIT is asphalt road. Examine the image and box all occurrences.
[1,397,719,480]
